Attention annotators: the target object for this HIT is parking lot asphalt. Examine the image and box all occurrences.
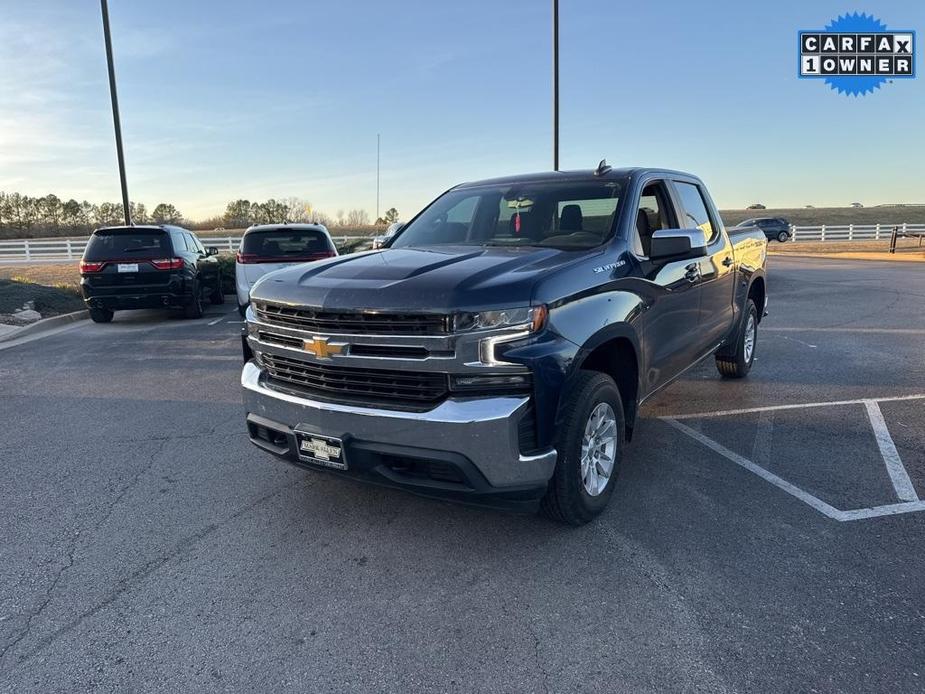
[1,256,923,693]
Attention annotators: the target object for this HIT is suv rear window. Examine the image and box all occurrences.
[241,229,333,259]
[84,228,172,260]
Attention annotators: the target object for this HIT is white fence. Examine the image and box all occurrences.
[0,235,375,265]
[1,225,924,264]
[789,222,925,242]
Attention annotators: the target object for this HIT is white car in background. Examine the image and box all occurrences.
[235,223,337,316]
[371,221,403,249]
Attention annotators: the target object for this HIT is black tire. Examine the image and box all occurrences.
[89,307,114,323]
[777,231,789,243]
[184,282,204,319]
[209,273,225,305]
[716,299,758,379]
[237,302,248,318]
[541,371,625,525]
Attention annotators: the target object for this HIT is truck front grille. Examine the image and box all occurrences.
[262,353,448,406]
[254,302,448,335]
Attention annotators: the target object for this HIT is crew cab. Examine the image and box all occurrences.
[241,165,768,524]
[79,225,223,322]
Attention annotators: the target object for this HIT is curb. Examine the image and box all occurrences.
[0,309,88,343]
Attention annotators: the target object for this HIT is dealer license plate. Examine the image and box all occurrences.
[117,263,139,273]
[296,433,347,470]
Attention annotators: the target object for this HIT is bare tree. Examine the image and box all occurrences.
[346,209,370,226]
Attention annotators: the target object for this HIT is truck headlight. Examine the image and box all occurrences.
[452,305,547,333]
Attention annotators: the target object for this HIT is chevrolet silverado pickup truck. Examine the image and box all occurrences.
[241,165,768,524]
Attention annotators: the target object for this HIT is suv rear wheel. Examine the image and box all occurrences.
[541,371,624,525]
[89,307,114,323]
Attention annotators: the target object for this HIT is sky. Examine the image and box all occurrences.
[1,0,923,221]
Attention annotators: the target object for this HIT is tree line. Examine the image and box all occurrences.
[0,191,398,239]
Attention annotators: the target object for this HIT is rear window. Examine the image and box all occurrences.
[84,228,172,260]
[241,229,333,259]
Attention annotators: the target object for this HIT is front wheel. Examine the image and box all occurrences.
[541,371,625,525]
[777,231,789,243]
[89,307,114,323]
[209,273,225,305]
[184,282,204,319]
[716,299,758,378]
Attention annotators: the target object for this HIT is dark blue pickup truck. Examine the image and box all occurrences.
[241,165,768,524]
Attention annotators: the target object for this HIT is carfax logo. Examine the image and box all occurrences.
[799,12,916,96]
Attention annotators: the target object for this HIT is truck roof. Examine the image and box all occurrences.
[453,167,698,190]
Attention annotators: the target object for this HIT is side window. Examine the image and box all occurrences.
[632,181,676,257]
[186,233,204,254]
[673,182,717,243]
[172,232,188,252]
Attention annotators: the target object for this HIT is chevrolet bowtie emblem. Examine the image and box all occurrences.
[302,336,347,359]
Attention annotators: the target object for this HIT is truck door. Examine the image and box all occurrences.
[671,180,736,351]
[631,179,703,392]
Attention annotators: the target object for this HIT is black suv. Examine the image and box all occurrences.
[79,225,224,323]
[737,217,791,242]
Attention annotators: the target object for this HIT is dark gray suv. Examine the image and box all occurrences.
[738,217,791,242]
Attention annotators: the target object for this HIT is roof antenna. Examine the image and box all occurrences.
[594,159,611,177]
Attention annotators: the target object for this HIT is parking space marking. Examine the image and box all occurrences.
[664,393,925,421]
[864,400,920,502]
[765,327,925,335]
[663,418,845,521]
[207,316,226,326]
[663,395,925,522]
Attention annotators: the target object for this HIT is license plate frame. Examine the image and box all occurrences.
[295,432,347,470]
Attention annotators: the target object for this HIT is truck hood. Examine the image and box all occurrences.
[249,245,591,312]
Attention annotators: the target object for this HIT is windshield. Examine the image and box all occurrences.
[391,179,625,250]
[84,228,172,260]
[241,229,334,259]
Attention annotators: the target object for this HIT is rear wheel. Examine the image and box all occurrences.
[184,282,204,319]
[716,299,758,378]
[777,230,789,243]
[89,307,114,323]
[541,371,624,525]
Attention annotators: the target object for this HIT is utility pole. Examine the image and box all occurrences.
[376,133,381,222]
[552,0,559,171]
[100,0,131,225]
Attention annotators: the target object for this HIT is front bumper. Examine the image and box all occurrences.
[241,361,557,507]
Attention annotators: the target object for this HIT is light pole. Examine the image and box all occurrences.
[552,0,559,171]
[100,0,131,225]
[376,133,381,222]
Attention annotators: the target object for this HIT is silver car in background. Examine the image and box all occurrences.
[235,224,337,315]
[371,221,403,249]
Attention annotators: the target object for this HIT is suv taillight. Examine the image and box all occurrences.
[79,260,105,273]
[149,258,184,270]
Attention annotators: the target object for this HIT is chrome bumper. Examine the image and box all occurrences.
[241,361,557,489]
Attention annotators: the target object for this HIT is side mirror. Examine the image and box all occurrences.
[649,228,708,260]
[206,246,219,257]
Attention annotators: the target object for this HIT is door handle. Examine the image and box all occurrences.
[722,256,734,267]
[684,263,700,283]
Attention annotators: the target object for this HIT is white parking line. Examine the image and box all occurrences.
[207,316,225,326]
[864,400,920,502]
[664,398,925,522]
[663,393,925,421]
[765,327,925,335]
[663,418,845,520]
